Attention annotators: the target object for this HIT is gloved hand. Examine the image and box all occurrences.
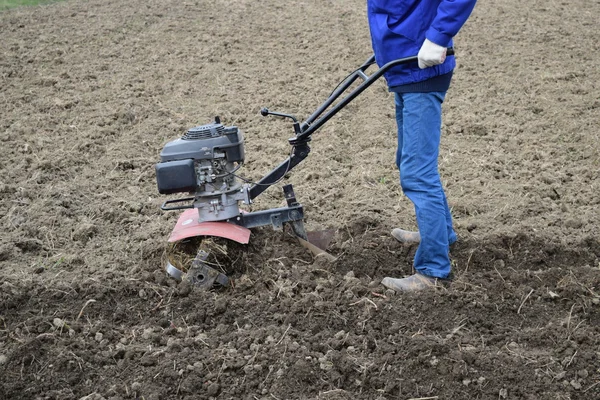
[417,39,447,69]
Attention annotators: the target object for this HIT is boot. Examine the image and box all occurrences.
[381,273,442,292]
[391,228,420,243]
[391,228,458,246]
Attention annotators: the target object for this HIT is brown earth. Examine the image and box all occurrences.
[1,0,600,399]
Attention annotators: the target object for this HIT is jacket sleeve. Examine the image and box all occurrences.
[425,0,477,47]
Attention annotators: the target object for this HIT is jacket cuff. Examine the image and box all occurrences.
[425,27,453,48]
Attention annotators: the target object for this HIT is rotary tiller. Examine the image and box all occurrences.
[155,50,454,289]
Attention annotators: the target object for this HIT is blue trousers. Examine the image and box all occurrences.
[395,92,456,279]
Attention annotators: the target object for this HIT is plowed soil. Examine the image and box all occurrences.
[1,0,600,399]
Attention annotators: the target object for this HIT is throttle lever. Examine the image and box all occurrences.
[260,108,301,135]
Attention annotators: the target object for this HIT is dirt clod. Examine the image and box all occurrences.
[207,383,220,397]
[72,223,98,243]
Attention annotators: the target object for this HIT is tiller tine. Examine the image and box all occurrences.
[291,220,336,262]
[283,185,336,261]
[187,249,229,289]
[297,236,337,262]
[164,209,250,289]
[306,229,335,251]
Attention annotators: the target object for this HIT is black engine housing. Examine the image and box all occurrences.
[155,122,244,195]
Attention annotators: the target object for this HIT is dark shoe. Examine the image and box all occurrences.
[381,273,443,292]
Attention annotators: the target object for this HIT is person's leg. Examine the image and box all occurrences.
[393,92,456,247]
[397,91,452,279]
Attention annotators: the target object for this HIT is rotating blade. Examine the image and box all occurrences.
[185,241,231,289]
[187,262,228,289]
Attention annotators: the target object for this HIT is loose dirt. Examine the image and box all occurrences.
[1,0,600,399]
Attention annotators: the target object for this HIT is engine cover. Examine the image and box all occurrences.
[159,123,244,164]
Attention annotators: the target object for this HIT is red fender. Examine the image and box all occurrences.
[168,208,251,244]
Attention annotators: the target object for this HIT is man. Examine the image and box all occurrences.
[367,0,477,291]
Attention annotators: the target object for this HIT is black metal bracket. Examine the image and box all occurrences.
[161,197,195,211]
[228,204,304,230]
[247,142,311,200]
[226,184,309,240]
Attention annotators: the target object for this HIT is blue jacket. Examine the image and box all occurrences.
[367,0,477,88]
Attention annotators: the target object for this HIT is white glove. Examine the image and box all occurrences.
[417,39,447,69]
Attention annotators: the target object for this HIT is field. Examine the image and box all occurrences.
[1,0,600,399]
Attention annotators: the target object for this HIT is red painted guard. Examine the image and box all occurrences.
[168,208,251,244]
